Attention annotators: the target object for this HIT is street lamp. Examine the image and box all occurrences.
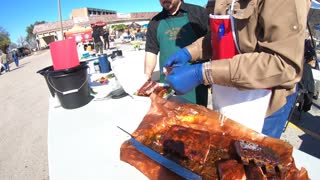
[58,0,64,40]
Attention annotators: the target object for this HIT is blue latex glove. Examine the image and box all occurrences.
[163,48,192,68]
[165,64,203,95]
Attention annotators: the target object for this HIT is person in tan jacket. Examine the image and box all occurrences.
[163,0,311,138]
[1,51,10,72]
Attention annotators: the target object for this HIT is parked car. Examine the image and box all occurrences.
[17,47,31,57]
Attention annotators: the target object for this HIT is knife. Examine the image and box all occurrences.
[117,126,202,180]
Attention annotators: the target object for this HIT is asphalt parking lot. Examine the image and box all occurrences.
[281,98,320,159]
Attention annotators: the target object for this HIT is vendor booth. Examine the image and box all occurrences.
[64,24,93,43]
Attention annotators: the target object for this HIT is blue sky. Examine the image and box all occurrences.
[0,0,207,44]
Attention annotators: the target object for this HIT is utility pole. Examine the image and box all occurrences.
[58,0,64,40]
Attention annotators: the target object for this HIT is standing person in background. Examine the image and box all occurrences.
[91,24,104,55]
[12,51,19,67]
[304,39,317,68]
[1,50,10,72]
[144,0,209,106]
[103,29,110,50]
[164,0,311,138]
[0,52,5,74]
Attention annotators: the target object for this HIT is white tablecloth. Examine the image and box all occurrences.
[48,95,320,180]
[48,96,150,180]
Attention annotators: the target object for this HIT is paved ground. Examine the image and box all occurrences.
[0,50,51,180]
[0,42,319,180]
[281,98,320,159]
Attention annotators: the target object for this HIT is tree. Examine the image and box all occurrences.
[26,21,46,49]
[27,38,37,50]
[17,35,26,47]
[0,26,10,52]
[111,24,127,32]
[10,42,18,50]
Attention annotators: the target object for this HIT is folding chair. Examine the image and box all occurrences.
[283,83,310,132]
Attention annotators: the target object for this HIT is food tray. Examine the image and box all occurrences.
[89,72,119,98]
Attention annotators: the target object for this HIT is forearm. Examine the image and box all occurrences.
[203,49,304,90]
[144,52,157,79]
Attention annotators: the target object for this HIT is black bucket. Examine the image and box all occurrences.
[37,66,56,97]
[112,50,122,57]
[37,62,92,109]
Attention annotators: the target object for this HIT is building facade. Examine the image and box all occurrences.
[71,7,116,18]
[33,7,157,49]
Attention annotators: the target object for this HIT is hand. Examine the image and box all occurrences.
[165,64,203,95]
[163,48,192,68]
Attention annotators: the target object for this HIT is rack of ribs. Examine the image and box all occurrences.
[120,94,309,180]
[136,79,171,97]
[137,79,158,96]
[160,125,211,164]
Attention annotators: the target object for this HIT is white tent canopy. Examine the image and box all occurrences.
[311,0,320,9]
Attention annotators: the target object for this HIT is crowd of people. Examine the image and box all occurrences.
[89,23,147,55]
[0,50,19,75]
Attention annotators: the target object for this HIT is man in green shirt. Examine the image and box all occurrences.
[144,0,209,106]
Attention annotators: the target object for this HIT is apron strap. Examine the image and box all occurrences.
[230,0,241,54]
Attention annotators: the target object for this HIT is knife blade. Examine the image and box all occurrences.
[117,126,202,180]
